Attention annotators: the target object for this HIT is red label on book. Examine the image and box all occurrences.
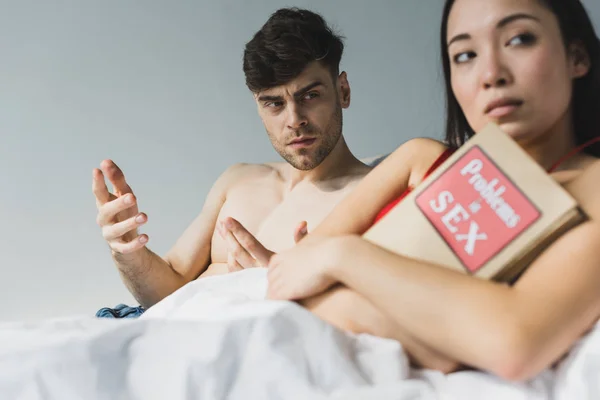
[415,146,540,273]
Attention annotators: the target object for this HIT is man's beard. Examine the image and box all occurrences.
[269,105,343,171]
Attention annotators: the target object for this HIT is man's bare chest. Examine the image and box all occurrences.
[210,183,353,261]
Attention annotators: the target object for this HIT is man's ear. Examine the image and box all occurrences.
[568,41,591,79]
[338,71,351,108]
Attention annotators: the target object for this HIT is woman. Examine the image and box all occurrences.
[266,0,600,382]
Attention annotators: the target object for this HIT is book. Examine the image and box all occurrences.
[362,123,586,283]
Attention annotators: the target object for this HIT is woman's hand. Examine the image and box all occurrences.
[266,235,350,301]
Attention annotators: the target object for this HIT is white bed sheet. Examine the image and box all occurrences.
[1,268,599,400]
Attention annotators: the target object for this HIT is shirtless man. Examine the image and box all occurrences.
[92,8,372,309]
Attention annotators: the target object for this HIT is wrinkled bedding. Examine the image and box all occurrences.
[1,269,598,400]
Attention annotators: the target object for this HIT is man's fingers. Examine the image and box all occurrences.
[217,222,251,270]
[223,217,273,266]
[101,159,133,196]
[97,193,137,226]
[294,221,308,243]
[102,213,147,241]
[227,252,244,272]
[109,234,148,254]
[92,168,112,206]
[223,228,257,268]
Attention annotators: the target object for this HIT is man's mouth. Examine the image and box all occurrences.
[288,137,317,149]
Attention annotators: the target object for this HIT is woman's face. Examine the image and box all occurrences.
[446,0,589,142]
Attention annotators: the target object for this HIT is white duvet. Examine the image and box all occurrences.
[1,268,599,400]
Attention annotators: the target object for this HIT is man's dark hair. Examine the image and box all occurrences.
[243,8,345,93]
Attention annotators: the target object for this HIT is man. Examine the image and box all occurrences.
[92,8,372,309]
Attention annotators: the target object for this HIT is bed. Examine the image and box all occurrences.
[1,268,599,400]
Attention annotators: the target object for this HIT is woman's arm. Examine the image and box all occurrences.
[271,162,600,381]
[311,138,448,236]
[326,163,600,381]
[268,138,452,371]
[301,285,461,373]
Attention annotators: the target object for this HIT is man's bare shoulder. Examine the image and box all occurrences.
[201,162,284,205]
[223,162,281,178]
[215,162,283,190]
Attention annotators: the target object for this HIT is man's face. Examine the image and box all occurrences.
[255,62,350,170]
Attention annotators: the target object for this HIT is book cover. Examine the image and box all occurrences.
[362,123,585,282]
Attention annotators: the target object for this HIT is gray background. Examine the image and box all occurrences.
[1,1,599,322]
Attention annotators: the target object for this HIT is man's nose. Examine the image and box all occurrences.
[286,103,308,131]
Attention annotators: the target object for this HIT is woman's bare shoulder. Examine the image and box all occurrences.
[386,137,450,187]
[393,137,447,154]
[384,138,447,166]
[569,158,600,219]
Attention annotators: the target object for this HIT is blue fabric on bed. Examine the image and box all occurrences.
[96,303,145,319]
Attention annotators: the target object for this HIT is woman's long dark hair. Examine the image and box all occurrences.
[441,0,600,157]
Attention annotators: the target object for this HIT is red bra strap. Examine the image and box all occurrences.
[547,137,600,173]
[424,148,455,178]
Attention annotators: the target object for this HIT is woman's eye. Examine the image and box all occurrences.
[508,33,536,46]
[453,51,475,64]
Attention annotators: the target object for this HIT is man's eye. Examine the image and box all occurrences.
[266,101,283,108]
[304,92,319,100]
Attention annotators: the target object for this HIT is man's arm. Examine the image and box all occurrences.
[161,165,245,281]
[94,162,245,308]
